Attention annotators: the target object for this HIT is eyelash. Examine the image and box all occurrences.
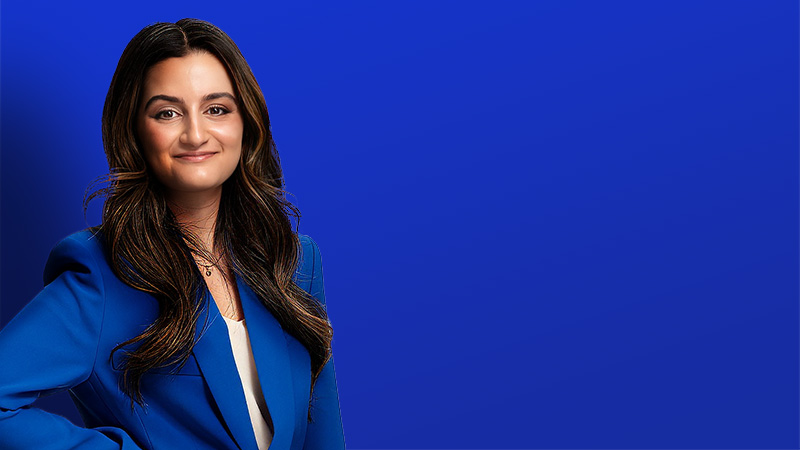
[153,105,232,120]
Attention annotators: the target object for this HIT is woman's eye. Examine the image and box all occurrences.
[208,106,230,116]
[155,110,177,120]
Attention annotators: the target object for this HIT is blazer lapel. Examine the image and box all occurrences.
[237,274,297,450]
[192,290,259,450]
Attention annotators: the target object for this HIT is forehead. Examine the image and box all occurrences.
[141,51,234,96]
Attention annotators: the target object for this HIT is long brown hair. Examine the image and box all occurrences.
[84,19,332,422]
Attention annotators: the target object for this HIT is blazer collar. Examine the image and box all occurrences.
[191,273,296,450]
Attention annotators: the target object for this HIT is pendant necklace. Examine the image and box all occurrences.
[197,254,238,318]
[196,251,223,277]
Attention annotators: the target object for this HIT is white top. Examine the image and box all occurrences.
[222,315,273,450]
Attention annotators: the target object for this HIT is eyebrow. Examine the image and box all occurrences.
[142,92,236,111]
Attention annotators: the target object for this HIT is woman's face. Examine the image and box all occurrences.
[137,51,243,199]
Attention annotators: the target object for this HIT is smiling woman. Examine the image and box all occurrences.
[0,18,345,450]
[137,52,244,199]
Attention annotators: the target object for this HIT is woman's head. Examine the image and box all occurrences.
[137,50,243,198]
[102,18,280,196]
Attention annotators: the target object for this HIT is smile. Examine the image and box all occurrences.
[174,152,217,162]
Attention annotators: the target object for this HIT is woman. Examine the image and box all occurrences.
[0,19,345,450]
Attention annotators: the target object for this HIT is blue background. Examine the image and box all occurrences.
[1,1,798,448]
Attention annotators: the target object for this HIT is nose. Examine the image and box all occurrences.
[179,113,209,148]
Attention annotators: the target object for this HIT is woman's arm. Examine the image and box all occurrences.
[303,238,346,450]
[0,235,143,449]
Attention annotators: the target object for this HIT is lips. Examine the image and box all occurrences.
[174,152,217,162]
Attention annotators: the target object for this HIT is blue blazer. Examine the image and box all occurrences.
[0,230,345,449]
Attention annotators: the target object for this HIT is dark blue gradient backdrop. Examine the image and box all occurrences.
[1,1,798,448]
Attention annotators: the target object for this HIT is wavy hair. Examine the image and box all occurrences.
[84,18,332,422]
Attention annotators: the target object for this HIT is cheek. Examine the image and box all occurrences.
[224,142,243,175]
[221,120,244,148]
[220,121,244,164]
[138,124,174,170]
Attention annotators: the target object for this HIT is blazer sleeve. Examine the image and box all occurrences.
[0,235,143,449]
[303,238,346,450]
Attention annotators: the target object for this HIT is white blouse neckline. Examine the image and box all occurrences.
[221,313,273,449]
[222,315,245,324]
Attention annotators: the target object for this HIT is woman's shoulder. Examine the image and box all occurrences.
[61,226,106,248]
[50,227,107,257]
[297,233,319,256]
[296,232,323,267]
[294,233,324,296]
[43,227,109,283]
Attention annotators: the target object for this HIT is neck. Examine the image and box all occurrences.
[166,187,222,254]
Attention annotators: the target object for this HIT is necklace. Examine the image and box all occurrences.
[195,252,238,319]
[195,251,223,277]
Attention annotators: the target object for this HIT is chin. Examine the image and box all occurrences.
[165,180,228,195]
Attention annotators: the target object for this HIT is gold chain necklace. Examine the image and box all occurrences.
[195,253,238,319]
[195,250,223,277]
